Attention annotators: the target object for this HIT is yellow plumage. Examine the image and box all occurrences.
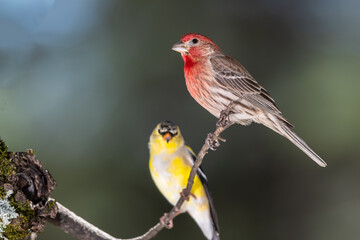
[148,121,219,240]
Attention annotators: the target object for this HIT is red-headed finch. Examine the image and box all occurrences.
[172,33,326,167]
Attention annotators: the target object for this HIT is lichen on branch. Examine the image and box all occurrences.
[0,189,19,240]
[0,140,57,239]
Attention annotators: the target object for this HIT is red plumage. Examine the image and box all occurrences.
[172,33,326,167]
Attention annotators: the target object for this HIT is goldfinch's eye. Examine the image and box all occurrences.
[169,129,178,136]
[192,38,199,44]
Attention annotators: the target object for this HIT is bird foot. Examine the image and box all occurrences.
[206,133,226,151]
[160,213,174,229]
[216,111,232,128]
[216,102,234,128]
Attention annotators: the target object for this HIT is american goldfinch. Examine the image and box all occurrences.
[148,121,219,240]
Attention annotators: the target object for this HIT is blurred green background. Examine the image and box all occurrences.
[0,0,359,239]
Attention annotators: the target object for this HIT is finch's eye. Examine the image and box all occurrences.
[192,38,199,44]
[169,129,178,136]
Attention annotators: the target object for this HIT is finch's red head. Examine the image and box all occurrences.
[172,33,220,61]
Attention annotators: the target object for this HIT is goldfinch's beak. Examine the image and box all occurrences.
[163,133,172,143]
[172,41,188,54]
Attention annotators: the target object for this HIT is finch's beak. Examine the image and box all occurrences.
[163,133,172,143]
[172,41,189,54]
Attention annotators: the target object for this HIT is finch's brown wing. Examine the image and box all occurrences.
[210,55,285,118]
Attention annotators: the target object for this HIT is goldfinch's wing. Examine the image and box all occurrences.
[186,145,220,234]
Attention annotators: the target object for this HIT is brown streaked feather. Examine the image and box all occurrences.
[210,55,286,117]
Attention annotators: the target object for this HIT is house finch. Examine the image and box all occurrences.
[149,121,219,240]
[172,33,326,167]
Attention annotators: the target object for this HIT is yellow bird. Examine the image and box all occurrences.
[148,121,219,240]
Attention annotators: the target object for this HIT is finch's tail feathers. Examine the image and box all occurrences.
[261,114,327,167]
[200,180,220,240]
[281,125,327,167]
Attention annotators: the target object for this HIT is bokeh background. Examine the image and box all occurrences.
[0,0,359,239]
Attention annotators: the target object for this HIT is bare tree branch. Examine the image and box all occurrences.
[45,102,234,240]
[47,201,118,240]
